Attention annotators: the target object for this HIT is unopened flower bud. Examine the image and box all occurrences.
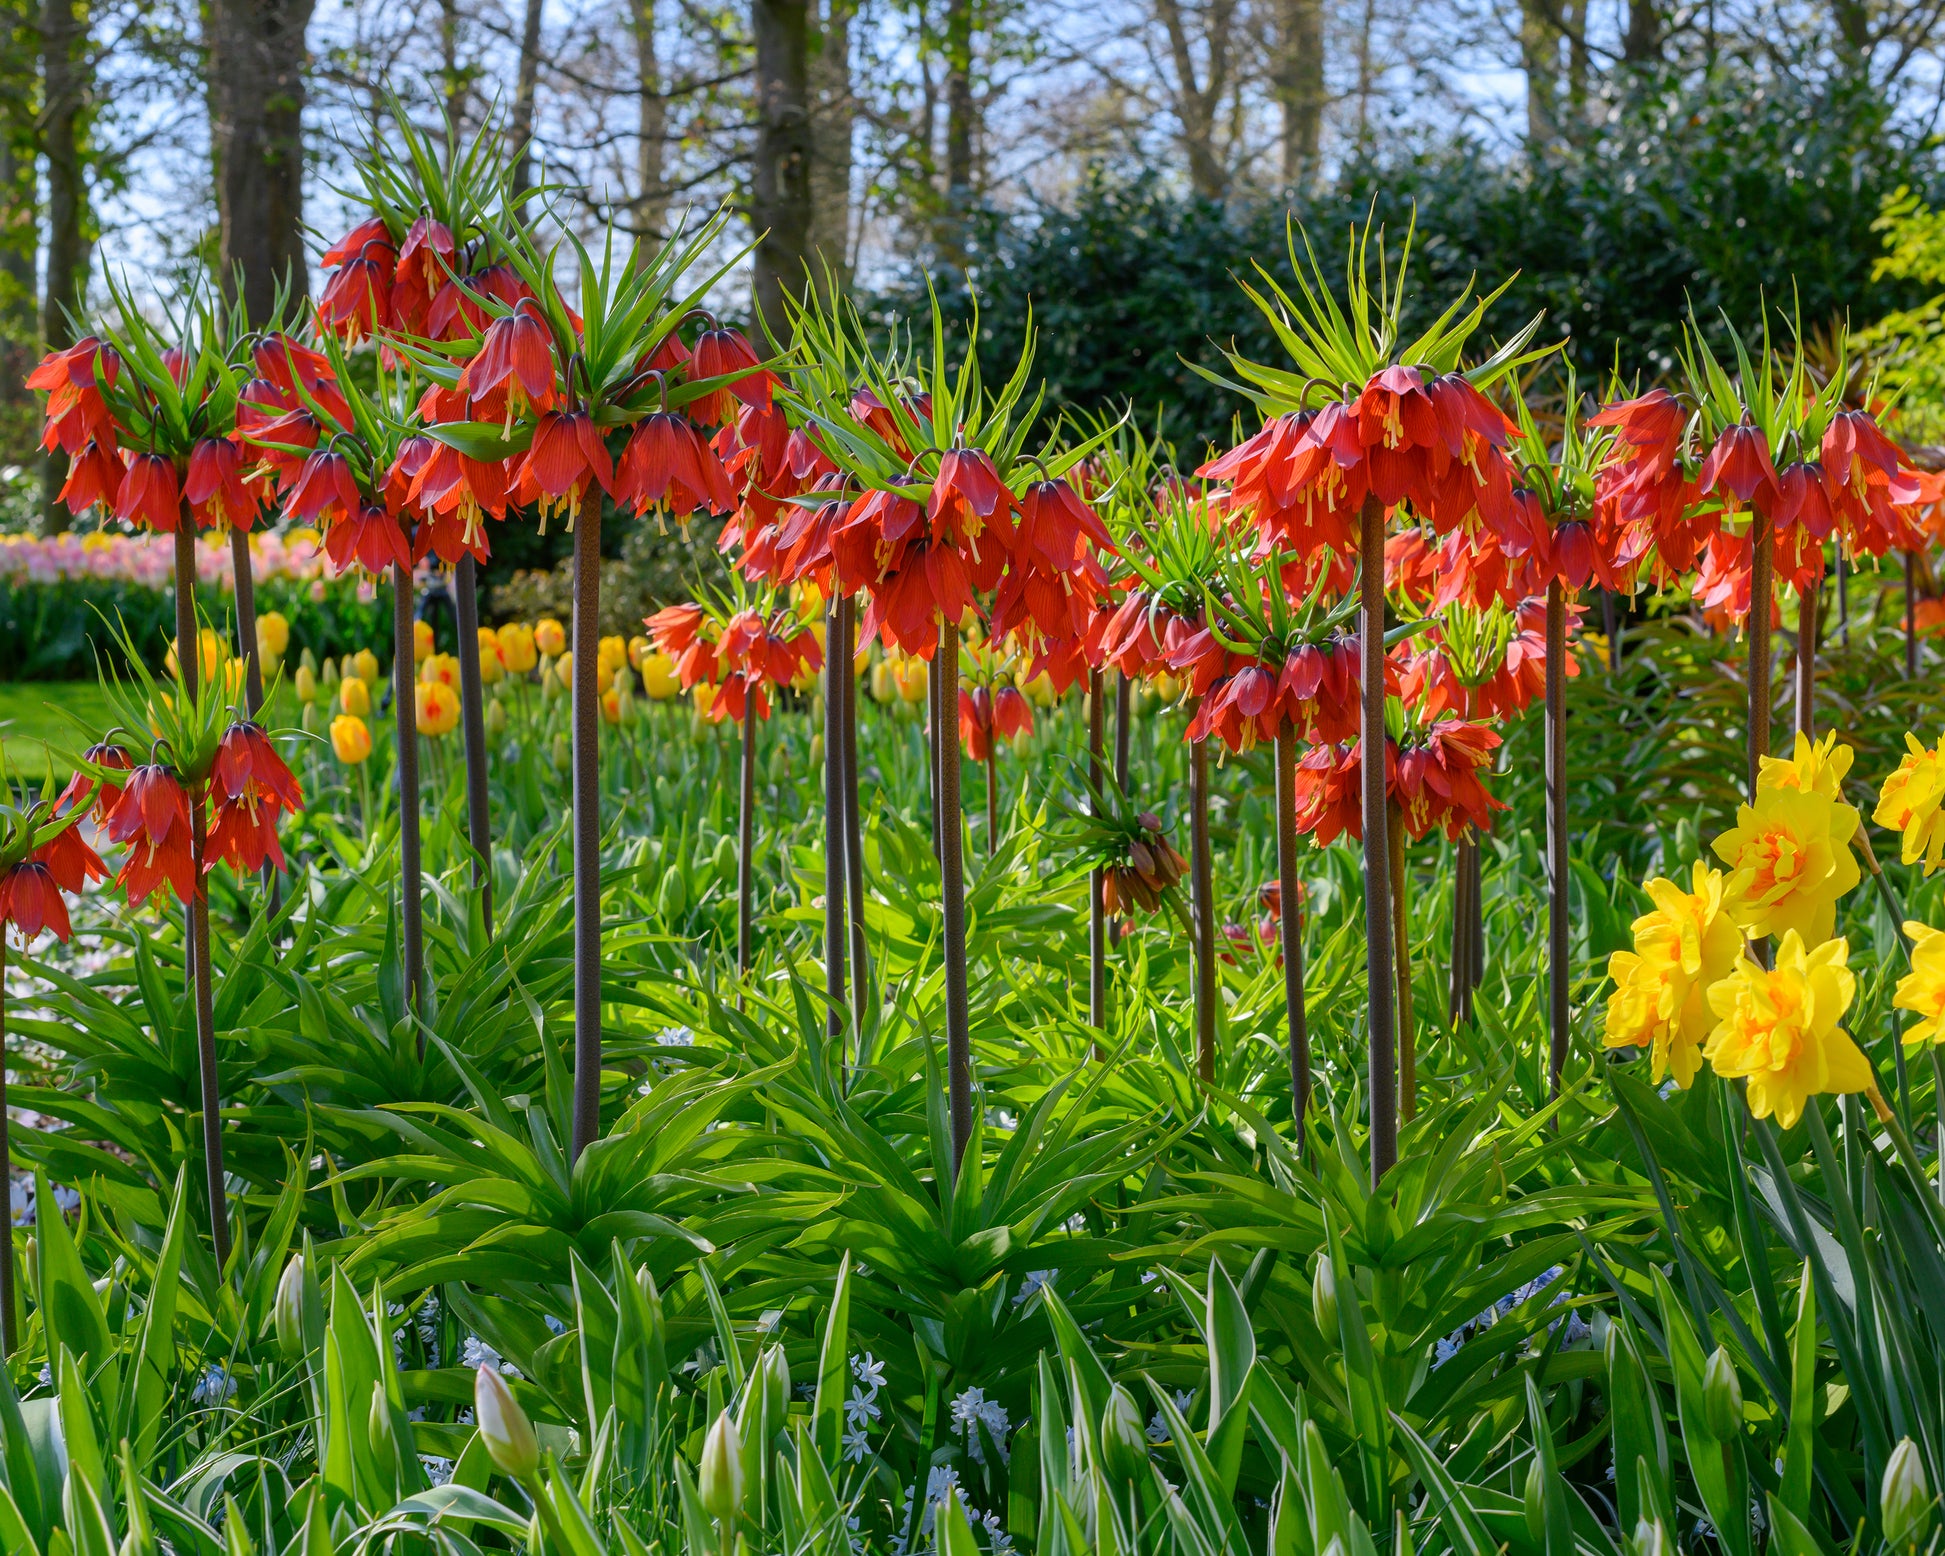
[273,1255,307,1360]
[698,1408,745,1523]
[1100,1383,1149,1481]
[474,1365,540,1480]
[1883,1438,1932,1551]
[1524,1456,1547,1543]
[1702,1346,1742,1439]
[1311,1255,1339,1340]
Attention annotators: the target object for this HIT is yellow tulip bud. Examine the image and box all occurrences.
[330,715,373,764]
[413,619,433,663]
[256,610,290,663]
[340,676,371,717]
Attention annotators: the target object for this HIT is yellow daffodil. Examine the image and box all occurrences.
[331,714,373,764]
[1711,786,1860,943]
[498,622,538,675]
[1603,861,1742,1087]
[1875,732,1945,875]
[1758,729,1854,801]
[1704,931,1871,1128]
[1895,921,1945,1048]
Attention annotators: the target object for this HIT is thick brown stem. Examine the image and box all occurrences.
[1359,496,1396,1182]
[1836,548,1850,647]
[1388,804,1415,1124]
[939,623,974,1172]
[454,554,494,936]
[1275,729,1309,1146]
[927,652,943,861]
[823,601,848,1038]
[1907,549,1920,679]
[1545,578,1569,1101]
[175,523,199,996]
[1114,670,1132,791]
[839,598,868,1035]
[1189,729,1216,1084]
[738,696,756,1004]
[1793,578,1817,742]
[1449,832,1472,1025]
[0,943,14,1352]
[984,750,998,850]
[392,566,425,1019]
[228,528,264,714]
[1088,669,1106,1038]
[569,517,602,1158]
[189,800,229,1266]
[1747,513,1773,801]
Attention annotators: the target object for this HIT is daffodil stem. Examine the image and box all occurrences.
[1864,1081,1945,1244]
[454,553,494,938]
[1275,728,1310,1147]
[1088,669,1107,1041]
[391,563,425,1027]
[568,515,602,1160]
[1546,578,1570,1103]
[822,599,847,1042]
[1360,495,1397,1183]
[939,620,973,1173]
[1189,727,1216,1086]
[737,694,755,1008]
[0,942,15,1353]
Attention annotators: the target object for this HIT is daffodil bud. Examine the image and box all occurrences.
[1099,1383,1149,1481]
[474,1365,540,1480]
[1311,1255,1338,1340]
[1702,1346,1742,1439]
[273,1254,308,1360]
[1523,1456,1547,1543]
[1883,1438,1932,1551]
[698,1408,745,1523]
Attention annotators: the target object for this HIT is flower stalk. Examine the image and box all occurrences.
[823,599,848,1039]
[1795,578,1819,742]
[569,510,603,1158]
[1189,722,1216,1085]
[738,693,756,1003]
[1275,728,1310,1144]
[1088,668,1107,1035]
[453,553,495,935]
[1546,576,1570,1098]
[939,621,974,1171]
[1360,495,1397,1180]
[392,564,425,1021]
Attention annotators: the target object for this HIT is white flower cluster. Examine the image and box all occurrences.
[842,1352,886,1463]
[950,1385,1011,1467]
[890,1465,1013,1555]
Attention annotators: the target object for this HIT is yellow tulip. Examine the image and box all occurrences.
[627,634,650,671]
[353,648,380,687]
[893,656,928,704]
[340,676,372,717]
[294,665,318,705]
[256,610,291,663]
[534,618,566,657]
[421,651,462,690]
[1704,931,1871,1129]
[476,628,505,685]
[1602,861,1742,1088]
[165,627,228,686]
[498,622,538,675]
[598,634,628,675]
[416,680,460,737]
[331,714,373,765]
[1013,665,1057,708]
[413,619,434,663]
[639,651,680,699]
[694,681,718,717]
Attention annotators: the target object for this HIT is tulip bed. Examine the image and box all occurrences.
[4,104,1945,1556]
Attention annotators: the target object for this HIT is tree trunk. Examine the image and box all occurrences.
[38,0,90,535]
[0,3,37,468]
[751,0,811,342]
[509,0,544,202]
[207,0,313,324]
[1270,0,1323,187]
[1149,0,1234,199]
[1518,0,1562,149]
[1621,0,1661,61]
[808,0,853,291]
[627,0,667,245]
[938,0,974,259]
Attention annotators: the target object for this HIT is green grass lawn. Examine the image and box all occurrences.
[0,679,115,783]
